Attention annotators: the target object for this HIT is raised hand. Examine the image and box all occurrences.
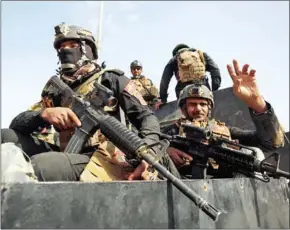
[227,60,267,113]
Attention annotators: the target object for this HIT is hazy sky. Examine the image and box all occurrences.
[2,1,289,131]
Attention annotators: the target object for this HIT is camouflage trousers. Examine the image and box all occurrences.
[31,143,180,182]
[1,129,180,181]
[80,141,138,182]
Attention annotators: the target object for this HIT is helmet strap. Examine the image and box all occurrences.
[75,39,90,69]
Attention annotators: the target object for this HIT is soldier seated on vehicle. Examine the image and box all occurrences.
[129,60,159,108]
[1,22,180,182]
[162,60,285,179]
[155,43,222,110]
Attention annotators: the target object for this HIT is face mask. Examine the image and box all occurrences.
[58,44,95,76]
[58,47,82,75]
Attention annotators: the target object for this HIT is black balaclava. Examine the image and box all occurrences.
[58,42,94,76]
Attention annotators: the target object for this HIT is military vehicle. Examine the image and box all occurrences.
[1,86,289,229]
[2,2,289,226]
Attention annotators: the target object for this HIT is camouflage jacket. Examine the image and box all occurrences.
[131,75,159,104]
[162,101,285,151]
[9,68,161,149]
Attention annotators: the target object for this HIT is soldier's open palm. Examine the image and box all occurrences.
[227,60,261,105]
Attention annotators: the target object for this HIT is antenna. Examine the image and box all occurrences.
[96,1,104,57]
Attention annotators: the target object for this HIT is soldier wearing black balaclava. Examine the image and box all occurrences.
[1,23,180,182]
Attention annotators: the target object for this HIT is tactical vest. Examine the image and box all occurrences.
[179,119,232,140]
[176,49,206,83]
[62,68,122,150]
[131,76,159,104]
[41,68,121,151]
[178,118,232,170]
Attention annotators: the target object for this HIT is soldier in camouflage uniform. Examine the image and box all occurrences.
[162,60,285,179]
[1,23,179,182]
[155,43,221,110]
[129,60,159,108]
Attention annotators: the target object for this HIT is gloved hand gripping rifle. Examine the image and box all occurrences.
[43,75,222,222]
[160,123,290,182]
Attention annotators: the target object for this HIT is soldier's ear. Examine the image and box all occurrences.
[207,105,212,117]
[207,100,212,110]
[180,105,187,116]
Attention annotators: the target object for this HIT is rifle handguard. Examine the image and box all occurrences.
[99,115,145,160]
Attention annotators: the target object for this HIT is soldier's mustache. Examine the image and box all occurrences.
[191,112,204,117]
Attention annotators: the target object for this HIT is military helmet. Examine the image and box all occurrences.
[172,43,190,56]
[130,60,143,69]
[178,84,214,108]
[53,22,98,59]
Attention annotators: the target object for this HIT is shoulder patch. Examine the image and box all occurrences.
[124,81,147,106]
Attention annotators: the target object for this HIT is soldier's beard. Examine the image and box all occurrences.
[190,114,208,121]
[181,106,210,121]
[132,70,142,77]
[187,110,210,122]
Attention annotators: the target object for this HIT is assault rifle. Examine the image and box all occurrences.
[42,75,222,222]
[160,123,290,182]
